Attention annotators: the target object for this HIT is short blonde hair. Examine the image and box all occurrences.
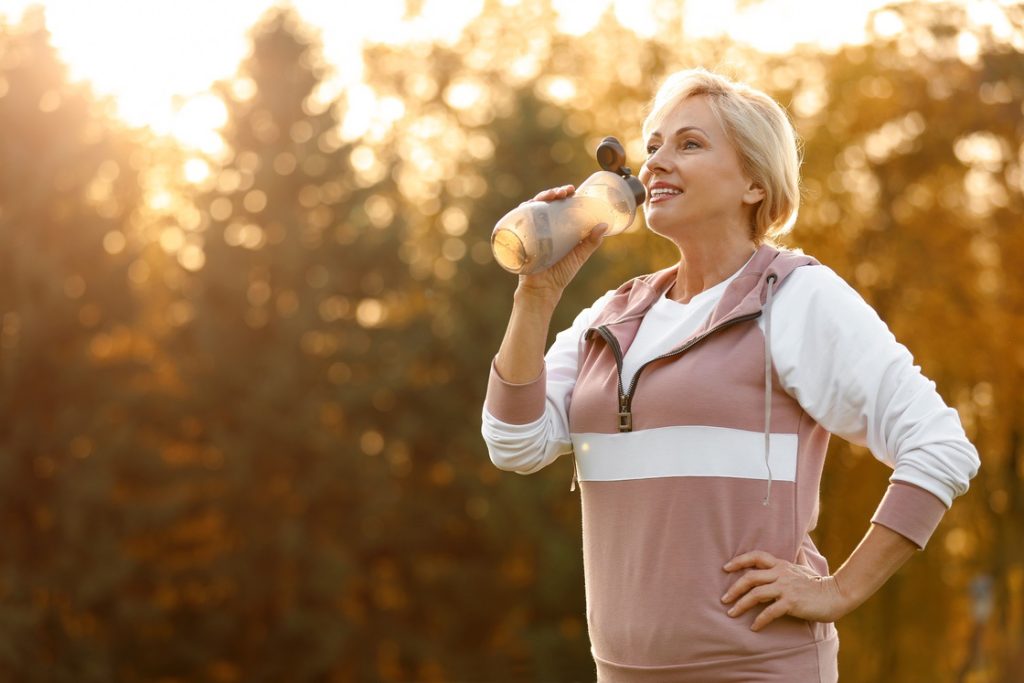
[642,68,801,244]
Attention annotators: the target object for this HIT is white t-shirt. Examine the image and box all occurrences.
[620,254,750,389]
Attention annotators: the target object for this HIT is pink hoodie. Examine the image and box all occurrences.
[485,246,955,681]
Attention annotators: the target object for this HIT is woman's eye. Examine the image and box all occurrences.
[646,140,700,157]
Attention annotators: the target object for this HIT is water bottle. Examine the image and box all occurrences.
[490,136,646,275]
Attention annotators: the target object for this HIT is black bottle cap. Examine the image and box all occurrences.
[624,176,646,206]
[597,137,627,172]
[596,136,646,205]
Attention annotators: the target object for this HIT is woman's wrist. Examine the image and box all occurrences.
[513,282,562,313]
[825,574,863,619]
[830,524,919,616]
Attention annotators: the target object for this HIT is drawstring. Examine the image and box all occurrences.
[763,273,777,507]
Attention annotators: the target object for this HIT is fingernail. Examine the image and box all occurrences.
[723,562,733,570]
[720,594,728,603]
[727,608,736,617]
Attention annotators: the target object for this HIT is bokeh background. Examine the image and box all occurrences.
[0,0,1021,681]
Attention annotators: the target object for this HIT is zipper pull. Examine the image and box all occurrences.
[618,395,632,433]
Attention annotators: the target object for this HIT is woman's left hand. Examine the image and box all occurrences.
[720,551,856,631]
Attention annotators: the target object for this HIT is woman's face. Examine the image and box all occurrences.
[638,95,764,242]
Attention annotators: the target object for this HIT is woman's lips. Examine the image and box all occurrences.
[649,191,683,204]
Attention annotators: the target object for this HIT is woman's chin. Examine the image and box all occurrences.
[642,212,681,239]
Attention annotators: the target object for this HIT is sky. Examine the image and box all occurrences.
[0,0,1003,152]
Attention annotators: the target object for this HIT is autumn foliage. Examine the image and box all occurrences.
[0,2,1021,681]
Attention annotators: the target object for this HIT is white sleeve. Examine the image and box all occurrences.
[762,266,980,508]
[481,289,616,475]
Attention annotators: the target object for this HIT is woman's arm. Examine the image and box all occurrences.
[722,264,979,629]
[482,184,611,473]
[482,290,611,474]
[493,184,607,386]
[767,264,980,549]
[494,288,561,386]
[832,522,918,611]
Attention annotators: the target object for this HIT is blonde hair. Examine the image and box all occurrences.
[642,68,801,244]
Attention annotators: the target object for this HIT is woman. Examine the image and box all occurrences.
[480,68,980,682]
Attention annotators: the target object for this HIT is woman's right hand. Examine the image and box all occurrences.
[495,185,604,384]
[514,184,608,303]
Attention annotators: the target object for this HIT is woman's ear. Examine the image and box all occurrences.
[742,181,766,206]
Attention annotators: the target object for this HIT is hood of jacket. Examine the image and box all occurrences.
[586,244,820,350]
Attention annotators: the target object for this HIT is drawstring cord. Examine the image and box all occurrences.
[763,273,777,507]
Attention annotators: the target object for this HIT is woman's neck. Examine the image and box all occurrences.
[669,236,757,303]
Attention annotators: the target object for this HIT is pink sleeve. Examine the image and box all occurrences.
[484,360,548,425]
[869,480,949,550]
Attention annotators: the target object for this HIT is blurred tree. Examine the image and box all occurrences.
[158,7,426,681]
[0,8,152,682]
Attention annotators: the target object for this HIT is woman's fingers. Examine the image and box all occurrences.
[531,184,576,202]
[723,550,778,572]
[750,599,790,631]
[586,223,608,243]
[727,583,780,618]
[527,222,608,292]
[567,223,608,264]
[721,568,774,605]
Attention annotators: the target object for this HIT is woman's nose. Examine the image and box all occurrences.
[641,147,670,177]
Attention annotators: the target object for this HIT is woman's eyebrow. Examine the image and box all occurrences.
[646,125,710,143]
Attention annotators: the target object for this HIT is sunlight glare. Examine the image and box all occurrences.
[614,0,659,37]
[684,0,895,53]
[183,158,212,185]
[38,0,267,132]
[172,95,229,157]
[444,78,486,111]
[340,84,377,141]
[6,0,971,151]
[553,0,660,37]
[872,10,906,40]
[552,0,612,35]
[149,189,174,212]
[538,75,576,104]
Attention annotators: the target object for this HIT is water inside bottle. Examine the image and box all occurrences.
[563,193,631,236]
[490,175,636,274]
[492,224,528,272]
[491,203,555,274]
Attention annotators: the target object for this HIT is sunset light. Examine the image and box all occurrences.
[0,0,984,151]
[0,0,1021,680]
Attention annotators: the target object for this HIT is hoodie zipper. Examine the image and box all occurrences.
[595,310,763,433]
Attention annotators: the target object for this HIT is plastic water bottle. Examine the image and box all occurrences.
[491,137,646,275]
